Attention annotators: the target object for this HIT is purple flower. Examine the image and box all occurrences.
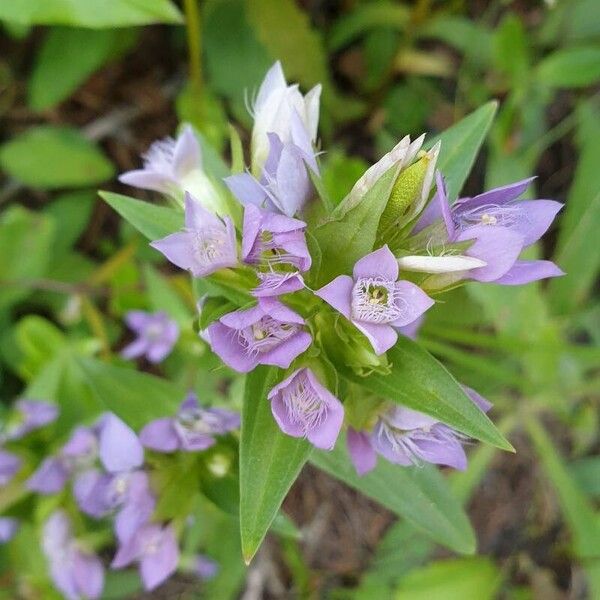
[42,511,104,600]
[122,310,179,364]
[207,298,312,373]
[0,399,58,442]
[119,125,227,215]
[0,517,18,543]
[347,387,492,474]
[140,392,240,453]
[111,523,179,591]
[249,61,321,174]
[268,368,344,450]
[150,192,237,278]
[316,246,434,355]
[193,555,218,580]
[410,172,564,285]
[0,449,21,486]
[252,271,305,298]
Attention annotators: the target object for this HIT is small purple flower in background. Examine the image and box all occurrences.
[42,511,104,600]
[408,172,564,285]
[193,554,219,580]
[122,310,179,364]
[0,449,21,486]
[347,388,492,474]
[249,61,321,175]
[112,523,179,592]
[150,193,237,278]
[27,425,97,494]
[316,246,434,355]
[268,368,344,450]
[0,517,18,543]
[0,399,58,443]
[140,392,239,452]
[208,298,312,373]
[119,125,227,215]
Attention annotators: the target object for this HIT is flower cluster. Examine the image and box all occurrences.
[5,399,231,597]
[119,61,563,475]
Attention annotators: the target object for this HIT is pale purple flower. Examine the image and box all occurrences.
[207,298,312,373]
[411,172,564,284]
[249,61,321,174]
[150,192,237,277]
[0,517,18,543]
[112,523,179,591]
[226,124,318,217]
[42,511,104,600]
[252,271,305,298]
[242,204,311,271]
[122,310,179,364]
[316,246,434,355]
[347,387,492,474]
[193,555,218,580]
[0,449,21,486]
[0,399,58,442]
[140,392,240,453]
[268,368,344,450]
[119,125,226,214]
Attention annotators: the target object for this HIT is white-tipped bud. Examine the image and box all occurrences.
[397,255,487,273]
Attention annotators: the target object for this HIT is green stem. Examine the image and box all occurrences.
[183,0,203,93]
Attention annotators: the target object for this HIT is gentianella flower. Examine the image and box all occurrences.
[0,517,18,543]
[111,523,179,592]
[119,124,228,215]
[316,246,434,355]
[0,399,58,443]
[121,310,179,364]
[208,297,312,373]
[268,368,344,450]
[250,61,321,175]
[241,204,311,296]
[404,172,564,284]
[73,414,154,543]
[140,392,240,452]
[0,449,21,486]
[42,510,104,600]
[347,387,492,474]
[150,192,237,278]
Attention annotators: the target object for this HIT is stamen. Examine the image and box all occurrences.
[455,203,526,230]
[236,316,298,357]
[351,277,407,324]
[191,227,231,268]
[283,376,327,434]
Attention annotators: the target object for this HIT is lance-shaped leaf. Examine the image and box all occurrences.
[426,101,497,202]
[239,366,311,563]
[343,336,513,451]
[311,435,475,554]
[100,191,183,241]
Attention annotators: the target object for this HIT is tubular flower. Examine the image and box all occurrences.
[140,392,240,452]
[121,310,179,364]
[0,399,58,443]
[208,298,312,373]
[316,246,434,355]
[151,192,237,278]
[268,368,344,450]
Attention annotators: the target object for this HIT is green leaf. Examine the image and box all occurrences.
[0,206,54,311]
[570,457,600,499]
[344,336,513,451]
[239,366,311,563]
[0,0,182,28]
[143,264,191,326]
[0,126,114,189]
[28,27,136,111]
[537,46,600,88]
[328,2,410,51]
[76,357,182,429]
[491,14,530,86]
[311,435,476,554]
[311,164,398,286]
[395,557,502,599]
[526,417,600,559]
[100,191,183,241]
[425,101,497,202]
[550,100,600,314]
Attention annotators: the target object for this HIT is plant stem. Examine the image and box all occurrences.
[183,0,203,94]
